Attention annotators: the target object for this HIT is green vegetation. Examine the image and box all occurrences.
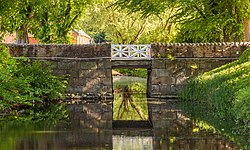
[78,0,176,44]
[0,0,92,43]
[0,45,68,122]
[113,76,148,120]
[113,92,148,120]
[180,49,250,149]
[113,76,147,93]
[114,68,148,78]
[1,0,250,44]
[114,0,250,42]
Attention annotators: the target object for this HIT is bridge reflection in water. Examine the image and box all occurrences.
[1,75,239,149]
[112,75,153,129]
[1,97,239,150]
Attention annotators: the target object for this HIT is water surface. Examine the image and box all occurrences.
[0,76,242,149]
[0,98,239,150]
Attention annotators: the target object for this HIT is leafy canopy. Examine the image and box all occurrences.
[0,0,92,44]
[114,0,250,42]
[78,0,177,44]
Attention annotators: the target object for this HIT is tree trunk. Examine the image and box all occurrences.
[244,18,250,42]
[16,25,29,44]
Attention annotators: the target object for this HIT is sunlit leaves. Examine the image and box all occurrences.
[0,0,92,43]
[114,0,250,42]
[0,45,68,113]
[113,0,173,17]
[78,0,177,44]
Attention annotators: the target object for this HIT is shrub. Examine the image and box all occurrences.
[233,87,250,125]
[0,44,68,117]
[114,68,148,78]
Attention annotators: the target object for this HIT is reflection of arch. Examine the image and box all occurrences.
[117,85,147,120]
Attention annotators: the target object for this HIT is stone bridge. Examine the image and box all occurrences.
[6,42,250,98]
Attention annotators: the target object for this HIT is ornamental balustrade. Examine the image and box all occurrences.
[111,44,151,60]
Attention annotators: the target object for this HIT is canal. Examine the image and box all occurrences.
[0,76,243,149]
[0,98,239,150]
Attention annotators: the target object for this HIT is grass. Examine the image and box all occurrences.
[179,48,250,149]
[113,76,147,92]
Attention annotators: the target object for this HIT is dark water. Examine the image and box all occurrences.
[0,98,239,150]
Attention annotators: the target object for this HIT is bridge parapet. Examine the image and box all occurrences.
[6,43,111,58]
[111,44,151,60]
[151,42,250,58]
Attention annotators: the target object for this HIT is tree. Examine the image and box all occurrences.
[0,0,46,43]
[114,0,250,42]
[0,0,92,44]
[92,32,110,43]
[77,0,177,44]
[35,0,92,43]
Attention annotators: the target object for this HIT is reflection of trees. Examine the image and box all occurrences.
[117,85,147,120]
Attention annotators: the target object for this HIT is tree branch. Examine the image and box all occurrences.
[130,21,146,44]
[194,5,206,18]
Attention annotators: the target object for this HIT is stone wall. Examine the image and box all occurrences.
[150,42,250,97]
[6,44,113,98]
[151,42,249,58]
[5,42,250,98]
[7,44,110,58]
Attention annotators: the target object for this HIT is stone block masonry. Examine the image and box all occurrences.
[6,43,113,98]
[150,42,250,97]
[5,42,250,98]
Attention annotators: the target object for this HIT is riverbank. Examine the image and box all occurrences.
[180,49,250,149]
[0,44,68,123]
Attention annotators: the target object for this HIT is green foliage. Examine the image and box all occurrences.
[233,87,250,125]
[0,45,68,121]
[0,0,92,44]
[78,0,176,44]
[113,0,172,17]
[114,68,148,78]
[180,48,250,149]
[239,47,250,62]
[92,32,111,43]
[113,76,148,120]
[16,61,67,100]
[129,82,146,93]
[35,0,92,43]
[113,77,147,93]
[114,0,250,42]
[174,0,246,42]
